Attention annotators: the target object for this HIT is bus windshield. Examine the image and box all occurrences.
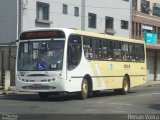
[17,40,64,71]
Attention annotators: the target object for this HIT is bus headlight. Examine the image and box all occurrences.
[52,78,56,81]
[17,74,22,81]
[52,76,62,81]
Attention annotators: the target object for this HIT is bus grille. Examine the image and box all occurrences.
[22,85,56,90]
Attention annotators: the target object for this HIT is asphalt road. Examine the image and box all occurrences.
[0,87,160,120]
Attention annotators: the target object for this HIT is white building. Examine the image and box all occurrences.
[21,0,131,38]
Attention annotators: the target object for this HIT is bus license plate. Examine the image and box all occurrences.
[32,84,42,89]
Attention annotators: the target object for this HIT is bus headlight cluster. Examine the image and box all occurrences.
[17,76,59,82]
[17,74,22,81]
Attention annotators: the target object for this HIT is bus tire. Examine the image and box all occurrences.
[114,89,121,94]
[121,76,130,95]
[77,78,88,100]
[114,76,130,95]
[38,92,49,100]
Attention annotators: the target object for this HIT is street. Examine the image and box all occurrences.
[0,87,160,114]
[0,87,160,120]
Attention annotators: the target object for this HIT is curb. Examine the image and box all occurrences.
[142,83,160,87]
[0,90,16,96]
[140,81,160,87]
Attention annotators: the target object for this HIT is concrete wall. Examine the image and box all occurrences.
[147,50,154,81]
[147,49,160,81]
[0,46,17,86]
[137,0,160,12]
[22,0,131,38]
[157,52,160,81]
[84,0,131,38]
[22,0,82,31]
[0,0,18,44]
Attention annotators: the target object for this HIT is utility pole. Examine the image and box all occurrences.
[81,0,86,31]
[130,0,133,39]
[18,0,23,36]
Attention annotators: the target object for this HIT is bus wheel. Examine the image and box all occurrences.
[114,76,130,95]
[77,78,88,100]
[121,76,130,95]
[38,92,49,100]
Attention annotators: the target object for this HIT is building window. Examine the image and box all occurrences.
[122,0,129,2]
[88,13,96,28]
[141,0,150,14]
[105,16,114,35]
[63,4,68,14]
[105,16,114,29]
[121,20,129,29]
[74,7,79,16]
[153,3,160,17]
[132,0,137,10]
[36,2,49,20]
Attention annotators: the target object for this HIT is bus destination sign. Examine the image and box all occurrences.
[20,31,65,40]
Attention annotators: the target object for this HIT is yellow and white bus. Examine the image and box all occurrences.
[16,28,146,99]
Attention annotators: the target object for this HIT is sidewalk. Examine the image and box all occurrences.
[141,80,160,87]
[0,81,160,95]
[0,86,16,95]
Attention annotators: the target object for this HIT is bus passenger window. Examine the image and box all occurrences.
[122,43,129,61]
[83,37,94,60]
[107,41,114,60]
[93,39,103,60]
[113,41,122,61]
[135,44,144,62]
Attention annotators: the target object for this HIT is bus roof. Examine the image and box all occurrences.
[20,28,144,44]
[73,29,144,44]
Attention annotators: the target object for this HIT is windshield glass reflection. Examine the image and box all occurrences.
[18,40,64,71]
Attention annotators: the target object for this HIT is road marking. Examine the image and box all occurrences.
[133,92,160,97]
[109,103,136,106]
[151,93,160,95]
[105,92,160,101]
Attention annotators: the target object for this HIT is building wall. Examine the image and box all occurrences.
[132,0,160,41]
[85,0,131,38]
[22,0,82,31]
[0,0,18,44]
[147,49,160,81]
[132,0,160,81]
[137,0,160,12]
[157,52,160,80]
[0,46,17,86]
[146,50,154,81]
[22,0,131,38]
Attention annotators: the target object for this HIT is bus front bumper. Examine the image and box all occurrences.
[16,80,66,92]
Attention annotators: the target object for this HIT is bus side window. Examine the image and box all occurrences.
[67,35,82,70]
[108,40,114,60]
[93,38,103,60]
[129,43,136,62]
[102,40,108,60]
[135,44,144,62]
[83,36,93,60]
[122,42,129,61]
[113,41,122,61]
